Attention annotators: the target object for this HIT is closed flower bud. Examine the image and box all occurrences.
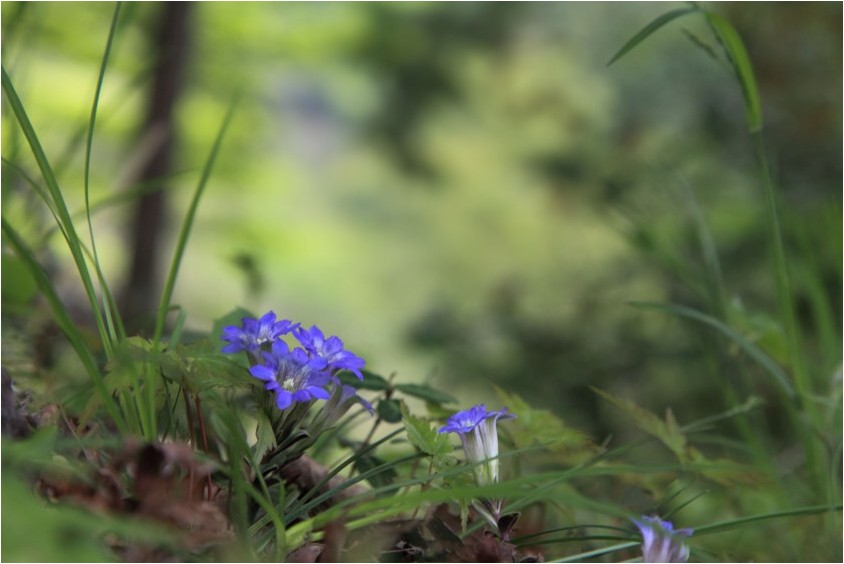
[632,516,693,563]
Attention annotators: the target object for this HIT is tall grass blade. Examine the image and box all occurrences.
[606,6,698,66]
[512,524,631,546]
[629,301,796,400]
[702,10,763,133]
[550,541,639,562]
[1,218,127,432]
[2,156,65,239]
[84,1,125,347]
[40,173,188,247]
[680,177,726,316]
[152,96,239,346]
[692,504,842,536]
[1,65,112,357]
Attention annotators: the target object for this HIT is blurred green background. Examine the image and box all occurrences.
[2,1,841,443]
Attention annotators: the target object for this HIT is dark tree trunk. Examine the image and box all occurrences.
[120,3,192,333]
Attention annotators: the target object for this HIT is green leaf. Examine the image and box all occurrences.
[494,387,596,464]
[338,369,389,391]
[394,383,457,405]
[353,452,397,491]
[703,10,763,132]
[592,388,689,461]
[160,338,254,394]
[253,409,277,463]
[377,398,402,423]
[2,66,116,358]
[1,253,39,306]
[687,451,769,487]
[400,401,451,457]
[607,6,699,66]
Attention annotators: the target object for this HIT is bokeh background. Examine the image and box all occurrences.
[3,2,841,444]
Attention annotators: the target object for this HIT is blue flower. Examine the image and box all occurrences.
[632,516,693,563]
[249,340,331,410]
[221,311,298,354]
[294,325,365,379]
[439,404,515,485]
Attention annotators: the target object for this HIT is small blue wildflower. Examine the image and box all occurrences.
[439,404,515,486]
[632,516,693,563]
[294,325,365,379]
[249,340,331,410]
[221,311,298,354]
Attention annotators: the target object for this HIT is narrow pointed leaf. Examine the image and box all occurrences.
[607,6,698,66]
[628,301,796,399]
[394,383,457,405]
[153,95,239,345]
[703,10,763,132]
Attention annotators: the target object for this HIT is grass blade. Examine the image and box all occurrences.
[702,10,763,133]
[607,6,698,66]
[1,156,66,240]
[2,65,112,356]
[628,301,796,400]
[1,218,127,432]
[550,541,639,562]
[152,95,239,346]
[84,1,126,348]
[693,504,842,536]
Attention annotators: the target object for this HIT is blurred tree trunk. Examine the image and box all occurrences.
[120,3,192,333]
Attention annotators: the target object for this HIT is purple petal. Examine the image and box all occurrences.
[250,365,276,382]
[292,389,313,403]
[271,339,291,356]
[306,386,331,400]
[221,342,244,354]
[322,336,344,356]
[275,391,293,410]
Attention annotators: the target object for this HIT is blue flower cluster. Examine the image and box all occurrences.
[222,311,368,412]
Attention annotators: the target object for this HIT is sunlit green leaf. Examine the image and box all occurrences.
[400,401,451,457]
[495,386,597,464]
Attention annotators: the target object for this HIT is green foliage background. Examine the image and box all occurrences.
[1,2,841,562]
